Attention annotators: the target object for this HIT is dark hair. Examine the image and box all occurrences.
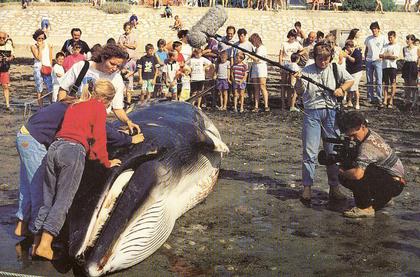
[177,30,189,40]
[236,51,245,60]
[291,52,300,63]
[55,51,65,59]
[226,26,236,34]
[90,43,102,56]
[369,21,380,30]
[388,31,396,37]
[71,28,82,35]
[72,40,82,48]
[406,34,416,42]
[145,43,154,51]
[91,43,129,63]
[249,33,263,48]
[316,31,324,39]
[123,22,132,30]
[106,38,116,44]
[32,29,46,41]
[337,111,368,133]
[347,28,359,41]
[157,38,166,47]
[294,21,302,28]
[172,41,182,49]
[287,29,298,39]
[237,28,247,36]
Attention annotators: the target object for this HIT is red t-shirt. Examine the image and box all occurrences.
[56,98,110,168]
[176,52,185,64]
[63,53,85,72]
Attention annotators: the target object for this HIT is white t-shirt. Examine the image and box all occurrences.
[52,64,64,85]
[59,60,125,112]
[403,46,418,62]
[280,41,303,63]
[181,42,192,62]
[163,61,180,83]
[364,35,387,62]
[187,57,211,81]
[216,61,230,79]
[232,40,254,61]
[382,43,401,69]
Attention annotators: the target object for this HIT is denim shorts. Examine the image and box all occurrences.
[216,79,229,91]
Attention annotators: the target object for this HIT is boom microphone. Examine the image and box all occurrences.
[187,6,228,48]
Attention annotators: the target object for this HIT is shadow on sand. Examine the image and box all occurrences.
[219,169,350,213]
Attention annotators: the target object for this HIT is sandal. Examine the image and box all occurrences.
[251,108,259,113]
[264,107,270,112]
[343,207,375,218]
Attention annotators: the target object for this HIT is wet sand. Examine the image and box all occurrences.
[0,62,420,276]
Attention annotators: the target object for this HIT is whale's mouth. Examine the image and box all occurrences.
[74,150,159,260]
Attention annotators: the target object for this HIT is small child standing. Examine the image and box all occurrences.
[137,44,159,102]
[179,65,191,101]
[120,62,135,104]
[215,50,231,111]
[286,53,301,112]
[52,52,65,102]
[231,51,248,113]
[188,48,212,109]
[155,39,168,98]
[162,51,180,100]
[33,79,121,260]
[380,31,401,108]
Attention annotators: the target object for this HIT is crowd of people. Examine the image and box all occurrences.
[0,7,418,262]
[1,18,419,113]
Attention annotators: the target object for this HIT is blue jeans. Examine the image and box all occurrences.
[365,60,383,103]
[16,132,47,232]
[302,108,340,187]
[34,64,53,93]
[33,140,86,236]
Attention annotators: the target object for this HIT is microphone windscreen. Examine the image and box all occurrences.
[187,6,228,48]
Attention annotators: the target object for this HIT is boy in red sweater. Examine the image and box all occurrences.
[33,79,121,260]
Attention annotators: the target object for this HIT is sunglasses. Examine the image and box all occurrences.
[0,37,6,39]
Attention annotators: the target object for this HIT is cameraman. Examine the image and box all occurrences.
[295,41,354,201]
[337,112,405,218]
[0,31,15,112]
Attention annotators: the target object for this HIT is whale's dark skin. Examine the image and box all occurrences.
[65,100,227,276]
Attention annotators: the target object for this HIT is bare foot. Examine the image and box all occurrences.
[14,220,29,237]
[35,244,54,260]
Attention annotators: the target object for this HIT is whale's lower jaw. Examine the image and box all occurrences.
[84,162,221,276]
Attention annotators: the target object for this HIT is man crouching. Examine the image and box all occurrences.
[337,111,406,218]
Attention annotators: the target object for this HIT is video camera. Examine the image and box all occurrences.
[318,134,359,169]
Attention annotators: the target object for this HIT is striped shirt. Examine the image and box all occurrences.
[232,62,248,83]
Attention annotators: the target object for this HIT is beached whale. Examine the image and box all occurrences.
[66,100,228,276]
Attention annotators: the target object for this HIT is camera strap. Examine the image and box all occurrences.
[69,61,90,97]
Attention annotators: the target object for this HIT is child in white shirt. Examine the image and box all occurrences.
[52,52,65,102]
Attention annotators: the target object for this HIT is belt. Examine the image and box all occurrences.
[393,176,406,186]
[20,125,30,135]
